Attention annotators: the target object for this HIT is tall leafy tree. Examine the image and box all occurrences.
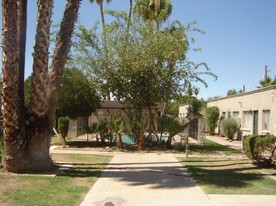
[2,0,81,172]
[89,0,112,100]
[57,68,100,119]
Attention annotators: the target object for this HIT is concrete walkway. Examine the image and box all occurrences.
[206,135,243,151]
[80,153,215,206]
[51,137,276,206]
[78,152,276,206]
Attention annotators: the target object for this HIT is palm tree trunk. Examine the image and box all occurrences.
[2,0,28,172]
[23,0,54,171]
[17,0,27,139]
[48,0,81,130]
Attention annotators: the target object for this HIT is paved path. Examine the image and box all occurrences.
[51,137,276,206]
[206,135,243,151]
[80,153,215,206]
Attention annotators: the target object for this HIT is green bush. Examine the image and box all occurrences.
[243,134,276,167]
[58,117,70,147]
[205,106,219,135]
[220,118,239,139]
[58,117,69,138]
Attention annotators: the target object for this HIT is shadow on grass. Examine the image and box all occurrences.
[180,158,265,189]
[189,141,241,155]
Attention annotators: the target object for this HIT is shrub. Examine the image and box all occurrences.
[58,117,70,147]
[220,118,239,139]
[205,106,219,135]
[58,117,69,137]
[243,134,276,167]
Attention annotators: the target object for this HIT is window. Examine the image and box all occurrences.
[232,112,239,121]
[233,111,240,125]
[243,111,251,129]
[262,110,270,131]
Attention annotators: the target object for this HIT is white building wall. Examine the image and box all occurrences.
[207,86,276,136]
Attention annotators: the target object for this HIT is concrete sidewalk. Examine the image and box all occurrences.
[79,152,276,206]
[80,153,215,206]
[206,135,243,151]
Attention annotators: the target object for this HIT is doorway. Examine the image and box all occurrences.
[253,111,258,135]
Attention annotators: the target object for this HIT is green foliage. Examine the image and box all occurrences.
[258,76,276,88]
[220,118,239,139]
[57,68,100,119]
[24,69,100,119]
[205,106,219,135]
[158,116,187,147]
[70,11,216,114]
[187,98,205,120]
[58,117,69,138]
[244,134,276,167]
[134,0,172,28]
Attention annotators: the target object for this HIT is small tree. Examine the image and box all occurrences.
[158,116,187,148]
[205,106,219,135]
[58,117,69,148]
[111,114,125,149]
[220,118,239,140]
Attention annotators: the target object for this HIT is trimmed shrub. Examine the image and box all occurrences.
[58,117,70,147]
[58,117,70,137]
[220,118,239,139]
[205,106,219,135]
[244,134,276,167]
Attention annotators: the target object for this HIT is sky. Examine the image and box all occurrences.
[1,0,276,100]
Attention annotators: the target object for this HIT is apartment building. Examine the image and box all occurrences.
[207,85,276,136]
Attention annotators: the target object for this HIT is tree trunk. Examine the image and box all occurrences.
[48,0,81,130]
[22,0,54,171]
[2,0,81,173]
[2,0,28,172]
[139,128,145,150]
[17,0,27,139]
[117,133,123,149]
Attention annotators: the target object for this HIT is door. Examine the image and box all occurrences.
[253,111,258,135]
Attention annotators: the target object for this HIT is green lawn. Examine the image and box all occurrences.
[0,154,112,206]
[179,157,276,195]
[189,139,242,155]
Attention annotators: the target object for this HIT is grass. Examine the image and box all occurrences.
[179,157,276,195]
[187,139,242,155]
[0,154,112,206]
[51,135,62,145]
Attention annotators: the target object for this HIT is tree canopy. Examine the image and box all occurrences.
[25,68,100,119]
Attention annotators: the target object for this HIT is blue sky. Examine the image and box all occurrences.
[1,0,276,100]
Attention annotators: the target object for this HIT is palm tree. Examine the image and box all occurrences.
[89,0,112,27]
[17,0,28,137]
[258,76,276,88]
[134,0,172,30]
[2,0,27,171]
[89,0,112,100]
[2,0,81,172]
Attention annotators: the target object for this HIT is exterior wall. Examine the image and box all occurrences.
[178,104,206,143]
[207,86,276,136]
[68,101,159,138]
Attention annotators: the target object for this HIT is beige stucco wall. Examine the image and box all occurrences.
[207,86,276,136]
